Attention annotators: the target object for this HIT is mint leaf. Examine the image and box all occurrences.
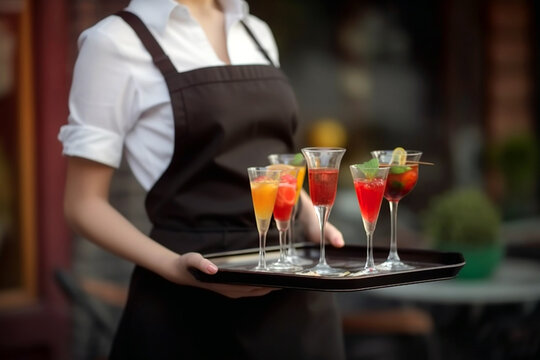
[390,165,412,174]
[291,153,305,166]
[356,158,379,179]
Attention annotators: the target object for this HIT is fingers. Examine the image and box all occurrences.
[325,222,345,248]
[183,252,218,275]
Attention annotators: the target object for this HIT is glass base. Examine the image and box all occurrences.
[376,260,415,271]
[285,254,313,266]
[305,262,345,276]
[267,260,302,273]
[351,266,379,276]
[252,265,269,272]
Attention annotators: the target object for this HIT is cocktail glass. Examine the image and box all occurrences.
[267,153,311,266]
[350,163,389,274]
[267,165,302,272]
[371,150,423,271]
[301,147,346,276]
[247,167,281,271]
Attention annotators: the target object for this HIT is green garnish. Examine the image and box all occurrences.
[390,180,404,190]
[291,153,305,166]
[390,165,412,174]
[356,158,379,179]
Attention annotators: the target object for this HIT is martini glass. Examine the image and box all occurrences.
[267,165,302,272]
[247,167,281,271]
[267,153,311,266]
[301,147,346,276]
[371,150,422,271]
[350,163,389,274]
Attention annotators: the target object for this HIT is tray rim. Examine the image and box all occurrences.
[190,243,466,292]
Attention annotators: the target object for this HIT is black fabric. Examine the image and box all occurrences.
[111,267,345,360]
[144,64,297,231]
[110,11,345,360]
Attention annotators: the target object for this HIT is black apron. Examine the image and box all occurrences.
[110,11,345,360]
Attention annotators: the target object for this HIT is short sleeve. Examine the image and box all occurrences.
[58,19,140,167]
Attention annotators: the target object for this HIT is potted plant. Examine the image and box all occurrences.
[423,187,503,279]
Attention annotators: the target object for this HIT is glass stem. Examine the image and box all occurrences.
[365,232,375,269]
[288,203,298,257]
[257,230,268,269]
[388,200,400,262]
[278,229,287,263]
[315,206,330,266]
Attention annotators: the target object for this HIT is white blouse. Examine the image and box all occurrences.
[58,0,279,190]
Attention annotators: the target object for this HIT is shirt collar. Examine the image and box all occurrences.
[126,0,249,34]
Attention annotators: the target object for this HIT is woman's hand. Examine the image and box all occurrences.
[298,190,345,248]
[169,252,276,299]
[64,157,274,300]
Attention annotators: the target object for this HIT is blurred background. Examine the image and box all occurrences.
[0,0,538,359]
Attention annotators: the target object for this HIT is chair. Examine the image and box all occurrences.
[342,306,440,360]
[54,269,127,360]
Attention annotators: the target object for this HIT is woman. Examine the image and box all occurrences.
[59,0,346,358]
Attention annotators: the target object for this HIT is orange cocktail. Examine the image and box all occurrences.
[248,167,281,271]
[250,179,279,233]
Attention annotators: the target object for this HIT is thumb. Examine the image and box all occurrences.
[183,252,218,275]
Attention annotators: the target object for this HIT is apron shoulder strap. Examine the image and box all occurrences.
[240,20,276,67]
[115,10,177,76]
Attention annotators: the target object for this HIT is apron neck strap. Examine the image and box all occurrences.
[115,11,276,78]
[240,20,275,67]
[116,10,177,75]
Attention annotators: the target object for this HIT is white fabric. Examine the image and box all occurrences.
[58,0,279,190]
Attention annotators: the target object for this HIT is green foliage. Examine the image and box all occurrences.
[491,134,539,195]
[291,153,305,166]
[424,188,501,247]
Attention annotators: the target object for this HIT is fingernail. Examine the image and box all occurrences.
[207,263,218,273]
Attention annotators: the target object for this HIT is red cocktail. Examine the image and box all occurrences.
[268,153,311,266]
[384,164,419,201]
[350,161,389,274]
[302,147,346,276]
[354,178,386,224]
[273,179,297,221]
[268,165,301,272]
[308,168,339,206]
[371,149,423,271]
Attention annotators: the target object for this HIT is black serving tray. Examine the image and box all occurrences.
[190,243,465,292]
